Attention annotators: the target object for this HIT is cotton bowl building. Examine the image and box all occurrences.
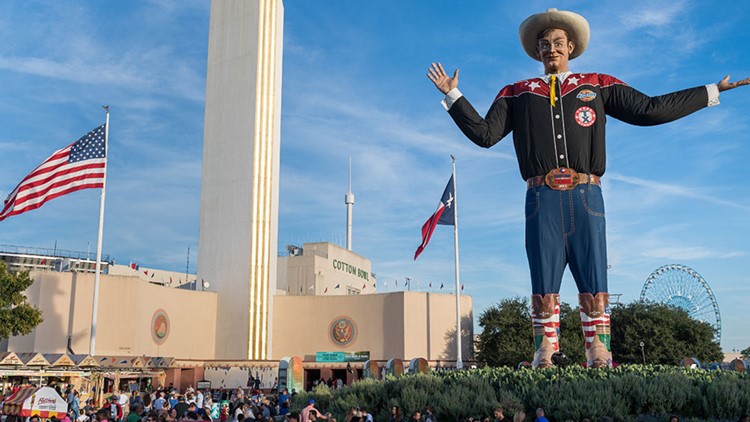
[1,242,473,393]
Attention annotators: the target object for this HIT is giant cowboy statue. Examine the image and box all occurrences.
[427,8,749,368]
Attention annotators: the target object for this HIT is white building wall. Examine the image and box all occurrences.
[8,272,217,359]
[281,243,376,296]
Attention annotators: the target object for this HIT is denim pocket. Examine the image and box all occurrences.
[525,189,540,221]
[580,187,605,217]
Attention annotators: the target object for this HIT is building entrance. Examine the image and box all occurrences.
[331,369,347,385]
[304,369,320,392]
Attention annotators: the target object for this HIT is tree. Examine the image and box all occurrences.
[476,297,723,367]
[558,301,585,365]
[610,301,723,364]
[0,261,43,338]
[475,297,532,367]
[475,297,585,367]
[741,346,750,359]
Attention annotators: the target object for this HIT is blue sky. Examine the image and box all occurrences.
[1,1,748,354]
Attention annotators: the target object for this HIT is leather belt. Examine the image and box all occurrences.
[527,167,601,191]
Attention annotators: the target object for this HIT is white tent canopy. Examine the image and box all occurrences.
[21,386,68,419]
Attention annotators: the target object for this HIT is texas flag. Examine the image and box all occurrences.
[414,175,455,260]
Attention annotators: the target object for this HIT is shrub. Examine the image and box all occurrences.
[296,366,750,421]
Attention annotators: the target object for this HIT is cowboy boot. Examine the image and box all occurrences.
[579,292,613,368]
[531,294,560,368]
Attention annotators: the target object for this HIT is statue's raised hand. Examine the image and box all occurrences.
[427,62,459,94]
[717,75,750,92]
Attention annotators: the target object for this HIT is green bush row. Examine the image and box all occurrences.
[290,365,750,422]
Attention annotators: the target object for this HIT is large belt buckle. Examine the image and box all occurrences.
[544,167,579,191]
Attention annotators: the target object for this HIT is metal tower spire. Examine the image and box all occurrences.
[345,157,354,250]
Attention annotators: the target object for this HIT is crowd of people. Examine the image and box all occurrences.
[101,385,288,422]
[2,383,287,422]
[8,385,550,422]
[61,385,219,422]
[5,383,750,422]
[309,378,346,391]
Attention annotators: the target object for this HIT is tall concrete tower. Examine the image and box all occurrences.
[197,0,284,360]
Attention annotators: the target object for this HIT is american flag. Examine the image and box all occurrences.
[0,124,106,221]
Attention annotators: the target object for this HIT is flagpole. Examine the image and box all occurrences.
[89,106,109,355]
[450,155,463,369]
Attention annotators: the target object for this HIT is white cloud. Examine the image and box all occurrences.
[641,246,745,260]
[0,55,148,88]
[620,2,685,29]
[607,172,750,211]
[0,3,206,103]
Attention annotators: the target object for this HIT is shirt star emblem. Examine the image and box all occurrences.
[528,81,541,91]
[568,76,580,86]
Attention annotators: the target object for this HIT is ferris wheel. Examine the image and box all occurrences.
[640,264,721,342]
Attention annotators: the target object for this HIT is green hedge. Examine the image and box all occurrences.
[290,365,750,422]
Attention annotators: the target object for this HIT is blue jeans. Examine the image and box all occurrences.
[525,183,608,295]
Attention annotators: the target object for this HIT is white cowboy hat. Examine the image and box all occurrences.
[518,8,590,61]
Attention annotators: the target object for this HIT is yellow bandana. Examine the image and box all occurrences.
[550,74,557,107]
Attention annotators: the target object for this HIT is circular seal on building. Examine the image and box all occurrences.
[574,106,596,127]
[151,309,170,345]
[329,317,357,347]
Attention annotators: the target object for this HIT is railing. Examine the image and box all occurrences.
[0,243,110,262]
